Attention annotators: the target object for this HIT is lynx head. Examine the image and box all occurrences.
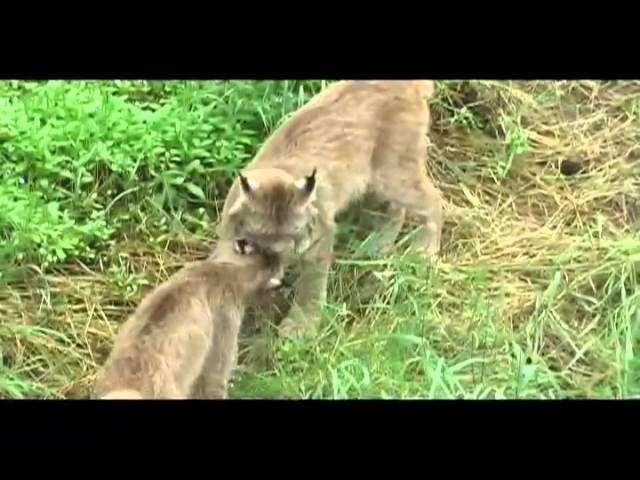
[223,167,318,257]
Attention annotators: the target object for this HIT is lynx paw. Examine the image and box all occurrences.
[423,243,440,259]
[278,316,317,339]
[407,243,439,260]
[376,242,397,257]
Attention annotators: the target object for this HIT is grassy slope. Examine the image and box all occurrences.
[1,80,639,399]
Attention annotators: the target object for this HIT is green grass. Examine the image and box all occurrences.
[1,79,639,399]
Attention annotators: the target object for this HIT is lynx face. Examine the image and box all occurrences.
[224,167,319,258]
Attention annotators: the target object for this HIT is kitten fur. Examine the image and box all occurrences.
[218,80,441,338]
[92,240,283,399]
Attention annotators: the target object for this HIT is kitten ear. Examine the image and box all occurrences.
[239,173,258,196]
[294,167,317,204]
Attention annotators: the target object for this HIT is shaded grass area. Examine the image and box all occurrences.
[1,80,639,399]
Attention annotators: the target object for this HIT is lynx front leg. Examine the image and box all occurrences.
[279,233,334,339]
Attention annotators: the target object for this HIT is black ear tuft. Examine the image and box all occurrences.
[239,174,252,195]
[304,168,317,194]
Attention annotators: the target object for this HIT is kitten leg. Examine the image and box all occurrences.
[157,383,190,399]
[191,309,242,399]
[191,373,229,399]
[191,349,231,399]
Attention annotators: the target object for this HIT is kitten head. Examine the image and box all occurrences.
[231,238,283,290]
[220,237,285,293]
[223,167,318,257]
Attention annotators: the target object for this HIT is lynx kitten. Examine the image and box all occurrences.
[93,239,283,399]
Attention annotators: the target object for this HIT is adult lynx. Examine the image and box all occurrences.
[218,80,441,338]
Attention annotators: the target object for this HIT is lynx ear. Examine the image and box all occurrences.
[239,173,259,196]
[227,196,246,218]
[294,167,317,203]
[227,173,257,217]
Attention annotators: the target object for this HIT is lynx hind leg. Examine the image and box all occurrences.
[371,160,442,258]
[408,178,442,257]
[370,202,407,255]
